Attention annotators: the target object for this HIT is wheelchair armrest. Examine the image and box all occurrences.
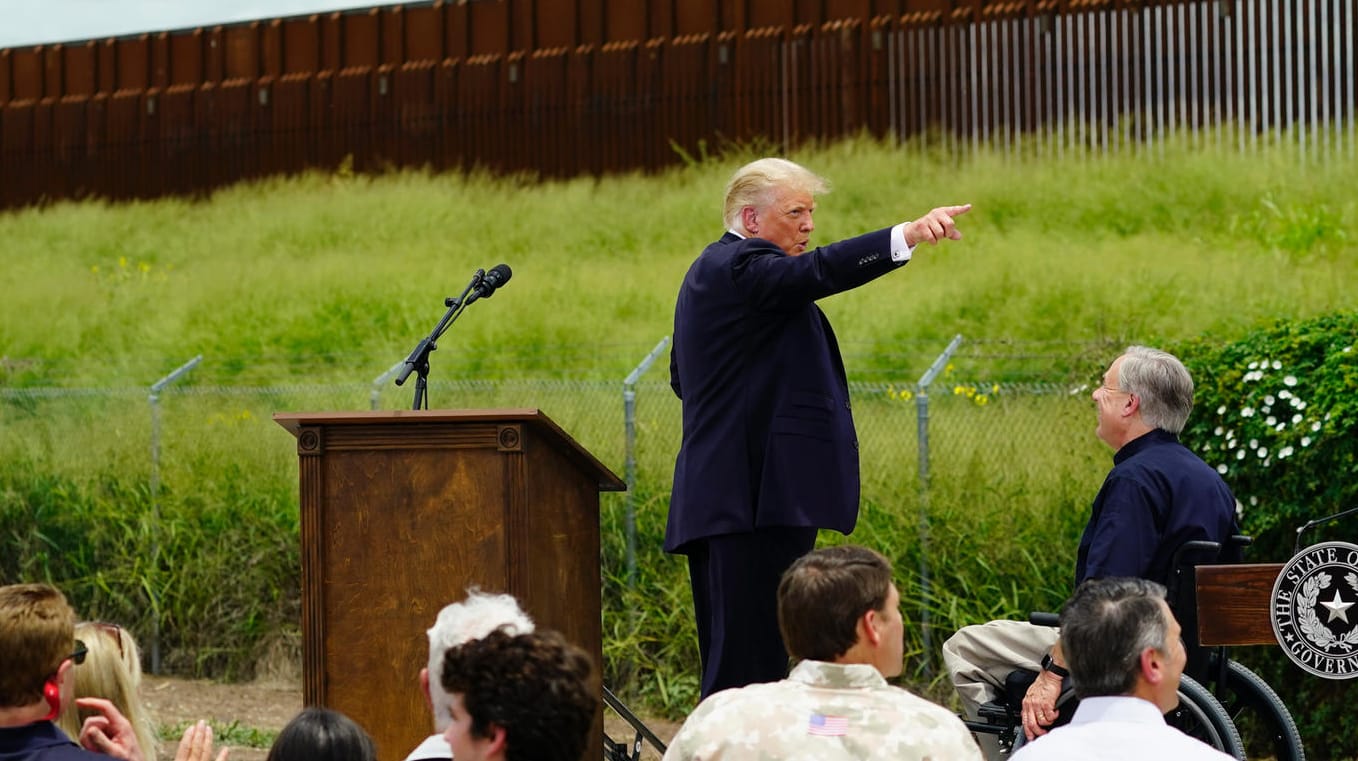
[1029,611,1059,627]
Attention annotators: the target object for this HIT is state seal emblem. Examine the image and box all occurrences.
[1271,540,1358,679]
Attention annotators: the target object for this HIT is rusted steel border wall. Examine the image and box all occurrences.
[1,0,1353,209]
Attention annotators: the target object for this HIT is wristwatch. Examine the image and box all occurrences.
[1041,653,1070,679]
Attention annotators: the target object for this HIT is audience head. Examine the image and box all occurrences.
[439,628,596,761]
[0,583,78,714]
[777,544,904,677]
[1059,577,1184,711]
[266,707,377,761]
[423,590,535,732]
[56,621,158,755]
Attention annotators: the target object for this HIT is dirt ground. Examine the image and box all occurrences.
[142,675,679,761]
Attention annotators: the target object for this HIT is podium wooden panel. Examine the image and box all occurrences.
[274,409,624,761]
[1196,563,1284,647]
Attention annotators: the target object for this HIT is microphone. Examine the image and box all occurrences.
[465,264,512,305]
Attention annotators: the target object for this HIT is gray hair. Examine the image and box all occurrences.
[1059,577,1171,698]
[1118,345,1194,433]
[426,590,534,731]
[722,157,830,232]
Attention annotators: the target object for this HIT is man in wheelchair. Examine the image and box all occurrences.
[942,346,1240,758]
[1008,577,1235,760]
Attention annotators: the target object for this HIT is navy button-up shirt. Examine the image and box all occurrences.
[1076,429,1239,586]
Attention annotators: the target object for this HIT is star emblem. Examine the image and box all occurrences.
[1320,590,1354,624]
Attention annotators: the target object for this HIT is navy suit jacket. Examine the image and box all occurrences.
[665,228,906,552]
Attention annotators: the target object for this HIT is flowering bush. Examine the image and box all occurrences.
[1178,312,1358,759]
[1179,312,1357,561]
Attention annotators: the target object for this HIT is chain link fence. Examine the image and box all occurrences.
[1,337,1116,679]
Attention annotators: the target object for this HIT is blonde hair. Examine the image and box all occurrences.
[56,622,159,757]
[722,158,830,232]
[0,583,74,708]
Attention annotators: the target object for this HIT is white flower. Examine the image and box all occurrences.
[1284,375,1297,386]
[1258,448,1269,458]
[1248,361,1259,369]
[1275,423,1286,431]
[1217,404,1227,415]
[1279,446,1294,458]
[1345,346,1353,353]
[1292,414,1303,424]
[1236,449,1246,460]
[1302,436,1312,447]
[1264,394,1276,405]
[1280,389,1293,399]
[1272,360,1282,369]
[1312,421,1323,431]
[1266,416,1277,426]
[1241,407,1255,417]
[1250,496,1259,506]
[1214,426,1224,435]
[1217,464,1229,474]
[1249,438,1259,449]
[1226,429,1236,440]
[1226,438,1236,449]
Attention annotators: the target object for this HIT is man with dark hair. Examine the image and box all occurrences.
[439,629,596,761]
[1010,578,1234,760]
[668,156,971,697]
[943,346,1239,752]
[663,545,980,760]
[0,583,148,761]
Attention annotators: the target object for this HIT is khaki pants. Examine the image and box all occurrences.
[942,620,1059,760]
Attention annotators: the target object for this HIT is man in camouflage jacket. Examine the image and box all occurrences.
[663,545,981,761]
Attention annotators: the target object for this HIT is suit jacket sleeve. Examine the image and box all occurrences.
[732,229,905,312]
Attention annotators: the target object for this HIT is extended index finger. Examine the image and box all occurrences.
[941,203,972,216]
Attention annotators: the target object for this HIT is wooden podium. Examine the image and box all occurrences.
[274,409,624,761]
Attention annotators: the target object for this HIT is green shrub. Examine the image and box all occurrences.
[1178,311,1358,760]
[1179,312,1358,561]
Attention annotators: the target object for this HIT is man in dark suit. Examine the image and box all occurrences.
[668,157,970,697]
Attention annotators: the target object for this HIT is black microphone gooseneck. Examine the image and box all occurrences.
[394,265,511,410]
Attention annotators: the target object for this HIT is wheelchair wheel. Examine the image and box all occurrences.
[1218,661,1305,761]
[1167,674,1246,760]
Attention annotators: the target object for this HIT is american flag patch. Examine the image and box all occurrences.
[807,713,849,736]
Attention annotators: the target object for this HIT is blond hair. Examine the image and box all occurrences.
[56,622,159,757]
[723,158,830,232]
[0,583,74,708]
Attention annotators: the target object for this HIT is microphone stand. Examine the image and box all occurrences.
[394,271,482,410]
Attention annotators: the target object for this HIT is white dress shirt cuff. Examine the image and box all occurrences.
[890,222,914,262]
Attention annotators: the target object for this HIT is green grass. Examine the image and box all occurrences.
[2,132,1357,737]
[159,720,278,750]
[3,132,1353,386]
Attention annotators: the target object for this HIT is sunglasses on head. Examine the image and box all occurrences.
[90,621,125,659]
[68,639,88,666]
